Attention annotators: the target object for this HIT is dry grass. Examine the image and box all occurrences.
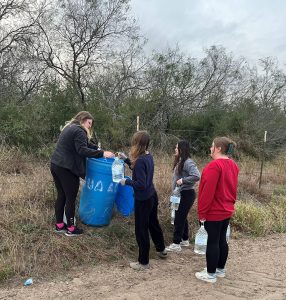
[0,147,286,283]
[237,153,286,200]
[233,154,286,236]
[0,148,137,282]
[0,145,33,175]
[153,154,200,243]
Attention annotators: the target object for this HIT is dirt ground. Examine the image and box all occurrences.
[0,233,285,300]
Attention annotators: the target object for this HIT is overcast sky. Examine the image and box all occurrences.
[130,0,286,68]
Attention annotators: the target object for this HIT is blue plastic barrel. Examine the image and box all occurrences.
[115,176,134,217]
[79,157,118,226]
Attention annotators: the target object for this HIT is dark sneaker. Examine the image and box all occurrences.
[54,224,67,234]
[157,248,168,259]
[65,227,84,236]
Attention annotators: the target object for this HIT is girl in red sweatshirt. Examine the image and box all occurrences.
[195,137,239,283]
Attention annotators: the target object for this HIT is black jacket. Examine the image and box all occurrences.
[51,124,104,178]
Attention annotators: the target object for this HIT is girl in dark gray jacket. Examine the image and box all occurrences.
[51,111,114,236]
[166,140,201,252]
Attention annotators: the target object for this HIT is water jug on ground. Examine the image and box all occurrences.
[226,224,231,243]
[170,209,175,225]
[194,222,208,255]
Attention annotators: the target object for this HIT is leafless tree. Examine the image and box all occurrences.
[141,46,246,132]
[251,58,286,109]
[33,0,139,108]
[89,37,148,116]
[0,0,47,104]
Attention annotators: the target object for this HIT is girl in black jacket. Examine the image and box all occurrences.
[51,111,114,236]
[119,131,167,270]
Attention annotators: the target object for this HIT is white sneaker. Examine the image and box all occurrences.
[216,268,226,278]
[203,267,226,278]
[129,262,150,271]
[166,243,182,252]
[195,269,217,283]
[180,240,190,247]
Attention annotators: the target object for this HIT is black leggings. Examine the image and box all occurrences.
[50,163,79,227]
[204,218,230,274]
[173,189,196,244]
[134,192,166,265]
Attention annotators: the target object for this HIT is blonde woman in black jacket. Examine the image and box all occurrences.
[51,111,114,236]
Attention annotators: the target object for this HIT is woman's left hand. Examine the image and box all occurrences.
[103,151,115,158]
[118,152,127,160]
[120,178,126,185]
[176,178,183,185]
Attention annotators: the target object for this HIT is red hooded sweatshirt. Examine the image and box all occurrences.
[198,158,239,221]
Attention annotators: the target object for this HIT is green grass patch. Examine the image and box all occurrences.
[233,196,286,236]
[0,267,14,283]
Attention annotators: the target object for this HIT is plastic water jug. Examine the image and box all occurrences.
[63,212,76,226]
[112,157,124,183]
[170,209,175,225]
[170,186,181,210]
[194,222,208,255]
[115,176,134,217]
[226,224,231,243]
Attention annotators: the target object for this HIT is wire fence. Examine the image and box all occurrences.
[1,125,286,194]
[0,160,285,189]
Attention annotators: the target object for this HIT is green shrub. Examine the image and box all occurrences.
[233,200,273,236]
[0,267,14,283]
[267,196,286,232]
[233,196,286,236]
[273,185,286,197]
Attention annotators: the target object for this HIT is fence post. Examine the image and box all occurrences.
[258,131,267,189]
[136,116,139,131]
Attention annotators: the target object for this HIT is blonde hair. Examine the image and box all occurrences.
[130,131,150,167]
[61,111,94,140]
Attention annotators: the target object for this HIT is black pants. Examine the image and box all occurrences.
[204,218,230,274]
[134,192,166,265]
[173,189,196,244]
[50,163,79,227]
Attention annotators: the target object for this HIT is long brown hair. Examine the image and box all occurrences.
[213,137,237,155]
[61,111,94,140]
[130,131,150,166]
[173,140,191,175]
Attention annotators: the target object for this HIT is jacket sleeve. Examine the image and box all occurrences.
[74,129,104,158]
[182,160,201,185]
[88,141,99,150]
[123,157,132,170]
[125,159,146,190]
[198,163,220,220]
